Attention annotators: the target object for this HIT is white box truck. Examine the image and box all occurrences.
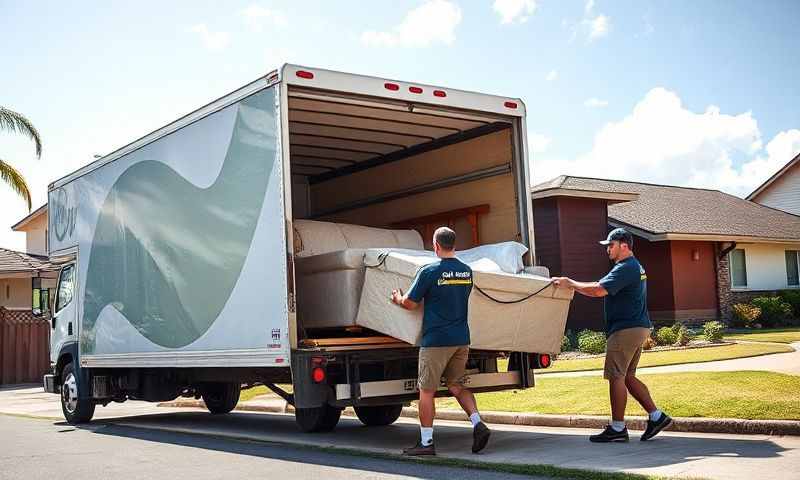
[41,64,562,432]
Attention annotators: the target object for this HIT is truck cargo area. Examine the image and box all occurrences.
[286,86,531,341]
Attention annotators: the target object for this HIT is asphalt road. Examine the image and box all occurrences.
[0,414,548,480]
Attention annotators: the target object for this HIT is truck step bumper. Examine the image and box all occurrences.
[43,374,58,394]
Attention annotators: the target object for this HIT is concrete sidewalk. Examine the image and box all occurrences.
[3,385,800,480]
[540,341,800,378]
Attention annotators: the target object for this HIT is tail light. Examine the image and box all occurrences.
[433,90,447,97]
[296,70,314,79]
[504,101,518,109]
[311,367,326,383]
[384,82,400,91]
[408,86,423,94]
[530,353,552,369]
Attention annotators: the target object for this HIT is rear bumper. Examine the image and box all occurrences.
[43,374,58,394]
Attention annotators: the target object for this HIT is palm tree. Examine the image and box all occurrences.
[1,106,42,211]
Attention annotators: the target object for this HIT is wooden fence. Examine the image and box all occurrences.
[0,307,50,385]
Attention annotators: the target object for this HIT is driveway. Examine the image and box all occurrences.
[2,385,799,480]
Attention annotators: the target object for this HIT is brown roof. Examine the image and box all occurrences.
[0,248,57,275]
[532,176,800,243]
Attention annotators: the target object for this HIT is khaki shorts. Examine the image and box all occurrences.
[604,327,651,380]
[418,346,469,390]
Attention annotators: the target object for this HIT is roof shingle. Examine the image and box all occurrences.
[0,248,57,275]
[532,176,800,241]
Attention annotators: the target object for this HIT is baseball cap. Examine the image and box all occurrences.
[599,227,633,246]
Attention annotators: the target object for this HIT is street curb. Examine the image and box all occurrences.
[158,399,800,436]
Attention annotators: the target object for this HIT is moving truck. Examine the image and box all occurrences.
[41,65,560,431]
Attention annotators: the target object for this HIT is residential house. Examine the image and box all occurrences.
[747,152,800,216]
[532,176,800,332]
[2,206,56,312]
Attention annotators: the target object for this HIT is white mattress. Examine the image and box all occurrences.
[355,250,573,353]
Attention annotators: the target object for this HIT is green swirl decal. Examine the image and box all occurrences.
[81,88,277,352]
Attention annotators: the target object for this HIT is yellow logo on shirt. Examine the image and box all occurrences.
[437,270,472,286]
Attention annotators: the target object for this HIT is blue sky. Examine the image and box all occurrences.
[2,0,799,250]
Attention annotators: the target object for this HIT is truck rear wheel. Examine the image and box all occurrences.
[354,404,403,426]
[295,404,342,432]
[60,362,95,424]
[201,383,241,414]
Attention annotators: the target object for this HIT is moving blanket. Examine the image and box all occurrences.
[355,250,573,354]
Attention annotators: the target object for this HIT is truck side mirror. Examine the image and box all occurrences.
[31,278,50,317]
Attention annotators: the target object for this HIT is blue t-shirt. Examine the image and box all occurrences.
[407,257,472,347]
[598,256,652,336]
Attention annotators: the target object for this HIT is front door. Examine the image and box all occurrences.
[50,263,77,363]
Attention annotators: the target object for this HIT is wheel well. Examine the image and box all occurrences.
[55,353,74,381]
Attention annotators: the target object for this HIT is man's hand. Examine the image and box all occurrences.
[552,277,574,289]
[391,288,404,305]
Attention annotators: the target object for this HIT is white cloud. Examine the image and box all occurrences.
[265,47,296,68]
[586,14,610,40]
[529,133,552,154]
[545,70,558,81]
[534,87,800,197]
[571,1,610,43]
[584,97,608,108]
[241,5,288,32]
[493,0,537,24]
[188,24,230,51]
[361,0,462,48]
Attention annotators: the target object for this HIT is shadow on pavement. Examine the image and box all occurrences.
[65,410,790,475]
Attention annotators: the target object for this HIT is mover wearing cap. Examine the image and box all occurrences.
[552,227,673,442]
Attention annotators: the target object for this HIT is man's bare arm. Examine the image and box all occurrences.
[391,289,421,310]
[552,277,608,298]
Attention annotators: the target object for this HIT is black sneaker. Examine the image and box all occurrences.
[403,441,436,456]
[641,413,672,441]
[472,421,491,453]
[589,425,629,443]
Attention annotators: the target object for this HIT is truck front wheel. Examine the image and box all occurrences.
[295,404,342,432]
[60,362,95,424]
[201,383,241,414]
[354,404,403,426]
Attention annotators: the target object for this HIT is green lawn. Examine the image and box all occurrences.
[437,371,800,420]
[540,342,792,373]
[724,327,800,344]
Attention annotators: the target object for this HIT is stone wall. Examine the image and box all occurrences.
[715,243,731,322]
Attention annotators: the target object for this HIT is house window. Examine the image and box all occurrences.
[787,251,800,287]
[730,249,748,288]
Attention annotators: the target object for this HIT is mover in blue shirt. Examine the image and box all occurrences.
[391,227,490,456]
[553,228,672,443]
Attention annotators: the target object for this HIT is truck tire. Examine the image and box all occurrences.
[354,405,403,426]
[201,383,241,414]
[60,362,95,424]
[295,404,342,433]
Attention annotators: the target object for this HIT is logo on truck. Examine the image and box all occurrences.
[52,187,77,241]
[80,88,277,353]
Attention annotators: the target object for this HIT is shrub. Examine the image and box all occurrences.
[642,336,657,350]
[778,290,800,320]
[560,335,572,352]
[577,330,606,354]
[655,327,677,346]
[676,326,692,346]
[751,297,792,327]
[670,321,685,335]
[731,303,761,328]
[703,321,724,343]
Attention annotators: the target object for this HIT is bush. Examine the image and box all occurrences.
[642,336,657,350]
[731,303,762,328]
[676,326,692,346]
[560,335,572,352]
[703,321,724,343]
[577,330,606,354]
[751,297,792,327]
[670,321,685,335]
[778,290,800,320]
[655,327,677,346]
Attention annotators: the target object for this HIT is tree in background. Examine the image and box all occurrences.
[1,106,42,211]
